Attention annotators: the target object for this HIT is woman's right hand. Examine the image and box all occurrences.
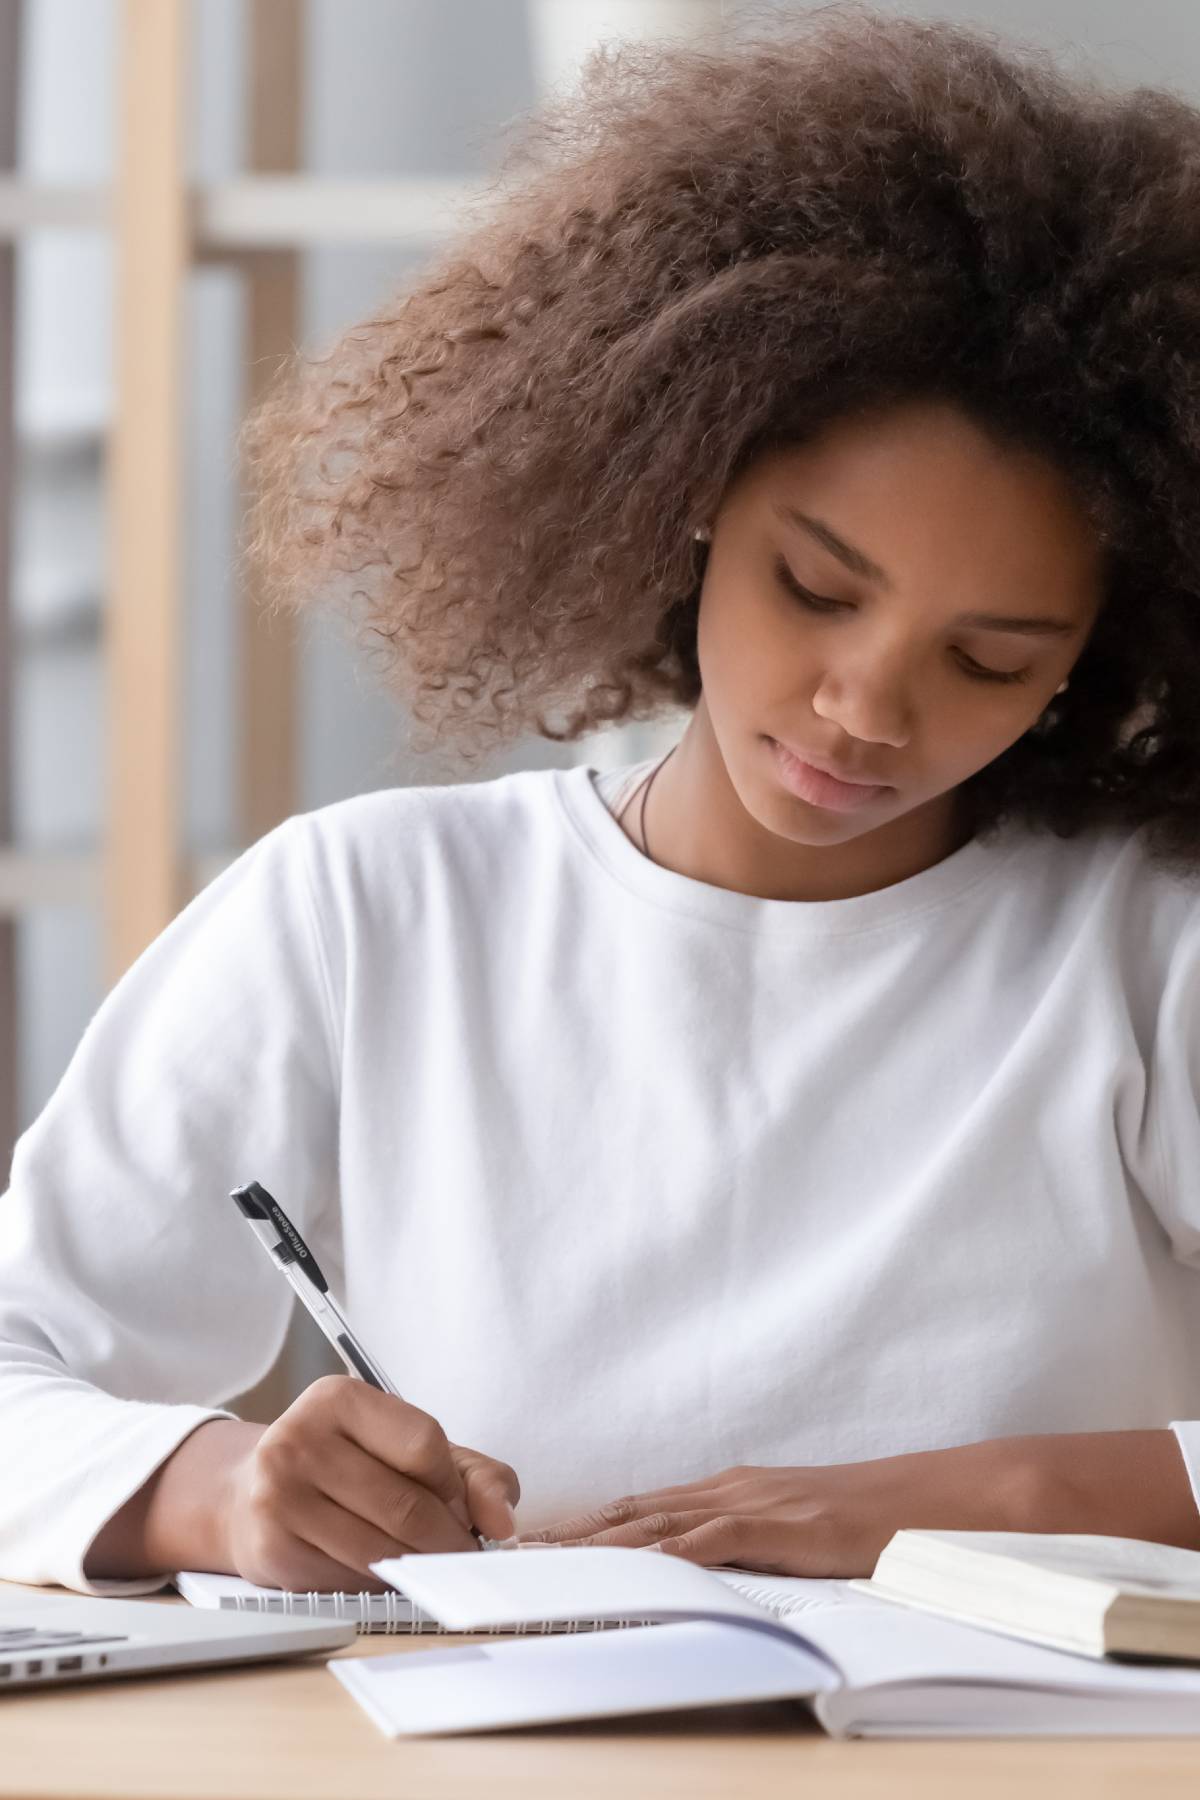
[222,1375,519,1591]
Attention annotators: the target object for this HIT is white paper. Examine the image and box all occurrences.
[329,1620,834,1737]
[370,1546,774,1631]
[804,1600,1200,1697]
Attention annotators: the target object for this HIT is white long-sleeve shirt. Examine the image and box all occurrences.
[3,755,1200,1595]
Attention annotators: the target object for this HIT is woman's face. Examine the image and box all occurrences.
[695,399,1105,860]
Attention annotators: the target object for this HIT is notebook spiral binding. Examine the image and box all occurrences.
[729,1588,827,1616]
[225,1589,644,1636]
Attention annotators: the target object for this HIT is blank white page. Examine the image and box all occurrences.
[330,1619,836,1737]
[370,1546,775,1631]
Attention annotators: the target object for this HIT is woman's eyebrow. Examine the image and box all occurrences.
[769,500,1079,636]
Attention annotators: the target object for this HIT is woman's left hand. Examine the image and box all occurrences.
[516,1438,1032,1576]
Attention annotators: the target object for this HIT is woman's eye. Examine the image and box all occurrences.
[772,558,1032,687]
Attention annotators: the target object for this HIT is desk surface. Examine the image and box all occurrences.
[4,1584,1200,1800]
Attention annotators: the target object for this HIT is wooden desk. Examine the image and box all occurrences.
[3,1584,1200,1799]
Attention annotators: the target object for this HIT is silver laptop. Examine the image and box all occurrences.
[0,1586,356,1688]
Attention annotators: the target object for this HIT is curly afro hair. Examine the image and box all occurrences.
[240,3,1200,872]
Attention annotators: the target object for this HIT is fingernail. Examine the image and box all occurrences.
[491,1535,520,1550]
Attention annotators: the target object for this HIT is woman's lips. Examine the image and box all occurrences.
[767,737,891,811]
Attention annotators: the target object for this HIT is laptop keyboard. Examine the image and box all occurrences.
[0,1628,131,1650]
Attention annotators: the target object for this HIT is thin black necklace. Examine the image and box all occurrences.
[635,746,677,862]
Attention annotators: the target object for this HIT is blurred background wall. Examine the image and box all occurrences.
[7,0,738,1158]
[3,0,1196,1407]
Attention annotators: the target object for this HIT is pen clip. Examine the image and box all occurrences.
[230,1181,330,1293]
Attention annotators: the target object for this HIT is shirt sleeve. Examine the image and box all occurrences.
[0,813,341,1594]
[1139,898,1200,1519]
[1169,1422,1200,1522]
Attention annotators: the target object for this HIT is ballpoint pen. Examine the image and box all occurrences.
[230,1179,501,1550]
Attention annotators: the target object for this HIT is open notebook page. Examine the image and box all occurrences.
[372,1546,779,1629]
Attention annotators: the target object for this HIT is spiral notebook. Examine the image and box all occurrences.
[171,1568,662,1635]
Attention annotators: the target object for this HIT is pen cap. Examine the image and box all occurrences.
[230,1181,330,1293]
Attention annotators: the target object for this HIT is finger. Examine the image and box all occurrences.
[583,1478,728,1511]
[315,1436,477,1553]
[268,1543,394,1595]
[278,1487,421,1583]
[333,1385,474,1532]
[519,1492,701,1544]
[542,1511,716,1551]
[656,1516,756,1567]
[455,1448,520,1542]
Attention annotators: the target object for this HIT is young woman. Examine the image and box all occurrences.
[4,8,1200,1599]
